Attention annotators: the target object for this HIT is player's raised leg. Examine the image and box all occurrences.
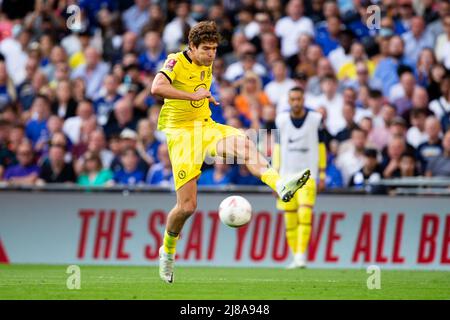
[216,135,310,202]
[159,176,199,283]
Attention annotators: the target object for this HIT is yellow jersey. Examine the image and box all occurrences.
[157,50,213,130]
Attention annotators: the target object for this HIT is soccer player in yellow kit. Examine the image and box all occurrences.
[273,87,327,269]
[151,21,310,283]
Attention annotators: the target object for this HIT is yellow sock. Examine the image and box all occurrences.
[284,211,299,254]
[261,167,281,192]
[297,205,313,254]
[163,230,179,254]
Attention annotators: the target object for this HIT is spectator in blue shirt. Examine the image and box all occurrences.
[230,164,264,186]
[110,128,149,174]
[136,118,160,167]
[122,0,150,35]
[146,143,173,186]
[198,162,232,186]
[113,146,145,185]
[325,140,344,189]
[417,117,443,172]
[345,3,377,42]
[394,0,415,35]
[0,60,16,111]
[16,57,39,112]
[315,16,341,56]
[138,29,166,75]
[401,16,434,64]
[4,141,39,185]
[79,0,119,28]
[209,80,226,124]
[25,94,51,147]
[373,35,415,97]
[94,74,122,126]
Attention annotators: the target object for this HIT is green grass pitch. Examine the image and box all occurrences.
[0,264,449,300]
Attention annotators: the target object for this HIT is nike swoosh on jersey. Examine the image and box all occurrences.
[288,136,305,143]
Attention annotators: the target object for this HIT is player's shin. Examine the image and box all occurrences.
[297,205,313,254]
[163,230,179,254]
[284,211,299,254]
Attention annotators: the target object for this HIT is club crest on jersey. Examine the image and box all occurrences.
[165,59,177,71]
[178,170,186,179]
[200,71,205,81]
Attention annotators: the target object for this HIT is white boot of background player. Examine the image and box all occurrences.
[286,253,307,269]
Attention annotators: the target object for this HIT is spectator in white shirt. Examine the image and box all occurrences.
[71,47,110,100]
[0,26,30,85]
[435,15,450,69]
[389,69,419,104]
[264,60,295,111]
[86,129,114,169]
[122,0,151,35]
[336,127,367,186]
[275,0,314,58]
[328,29,354,73]
[427,0,450,43]
[367,103,396,151]
[235,6,260,40]
[224,50,267,84]
[429,72,450,123]
[406,108,429,148]
[162,1,197,53]
[313,75,346,136]
[63,99,95,145]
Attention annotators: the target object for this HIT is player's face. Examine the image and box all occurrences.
[288,91,304,114]
[191,42,218,66]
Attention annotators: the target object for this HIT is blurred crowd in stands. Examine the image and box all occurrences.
[0,0,449,191]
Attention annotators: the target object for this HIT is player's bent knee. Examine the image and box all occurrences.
[177,200,197,217]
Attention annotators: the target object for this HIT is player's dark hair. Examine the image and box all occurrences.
[188,21,220,48]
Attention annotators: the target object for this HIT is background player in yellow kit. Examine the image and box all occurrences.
[273,87,327,269]
[150,21,311,283]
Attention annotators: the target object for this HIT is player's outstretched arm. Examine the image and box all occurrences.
[151,73,213,102]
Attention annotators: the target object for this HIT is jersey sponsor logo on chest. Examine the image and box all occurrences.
[189,70,211,81]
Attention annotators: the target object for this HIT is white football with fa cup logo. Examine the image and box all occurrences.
[218,195,252,228]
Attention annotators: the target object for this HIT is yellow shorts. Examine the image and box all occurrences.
[276,177,317,211]
[164,118,245,190]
